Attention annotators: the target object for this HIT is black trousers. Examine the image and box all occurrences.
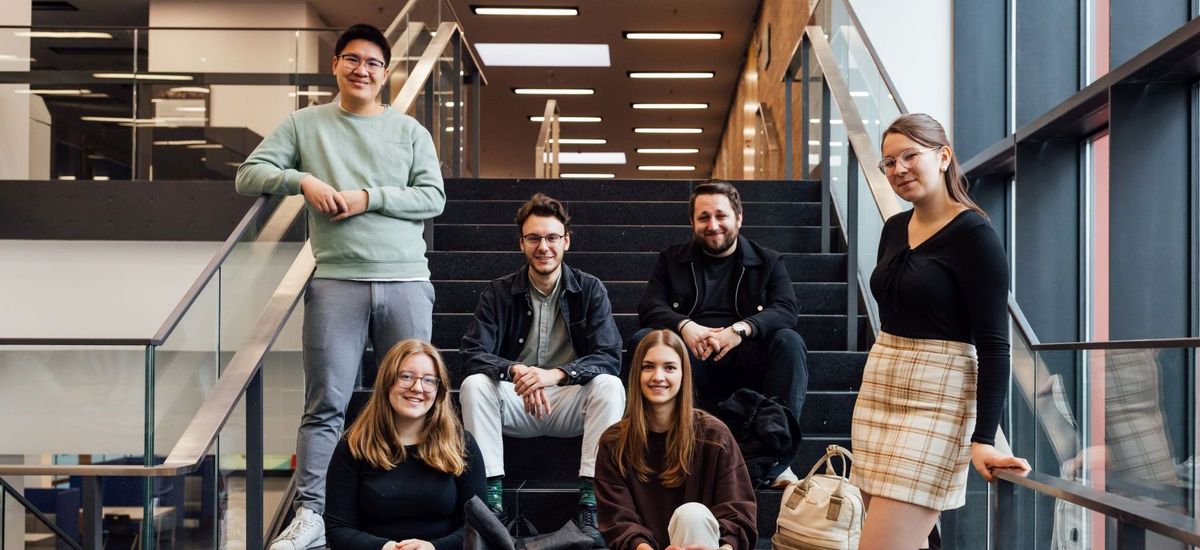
[624,327,810,419]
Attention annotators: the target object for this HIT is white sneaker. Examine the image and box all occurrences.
[771,466,799,488]
[269,507,326,550]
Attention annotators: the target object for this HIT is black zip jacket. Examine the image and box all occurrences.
[637,236,799,339]
[459,263,621,385]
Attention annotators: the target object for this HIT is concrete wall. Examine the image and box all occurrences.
[0,0,32,181]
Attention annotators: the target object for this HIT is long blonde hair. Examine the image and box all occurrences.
[602,329,697,487]
[344,339,466,474]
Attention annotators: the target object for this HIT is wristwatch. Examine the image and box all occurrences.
[732,321,750,338]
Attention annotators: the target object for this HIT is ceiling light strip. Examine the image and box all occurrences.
[513,87,594,95]
[637,148,700,154]
[560,173,615,179]
[627,71,714,79]
[634,128,703,134]
[638,165,695,171]
[529,115,602,122]
[624,32,722,40]
[631,103,709,110]
[472,6,579,16]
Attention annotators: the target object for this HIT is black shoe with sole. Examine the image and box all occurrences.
[576,503,604,548]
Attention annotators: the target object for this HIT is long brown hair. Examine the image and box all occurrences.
[603,329,697,487]
[344,339,466,474]
[882,113,985,217]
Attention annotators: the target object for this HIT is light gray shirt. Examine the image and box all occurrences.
[517,272,578,370]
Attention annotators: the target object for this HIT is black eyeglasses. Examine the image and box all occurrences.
[521,233,566,246]
[337,54,386,72]
[396,371,440,392]
[878,146,939,175]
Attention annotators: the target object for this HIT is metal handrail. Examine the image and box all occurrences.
[0,476,83,550]
[534,100,561,178]
[994,469,1200,546]
[0,12,477,480]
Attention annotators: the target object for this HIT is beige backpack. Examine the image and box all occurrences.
[772,445,864,550]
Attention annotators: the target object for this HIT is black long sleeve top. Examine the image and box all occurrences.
[324,433,487,550]
[869,209,1010,445]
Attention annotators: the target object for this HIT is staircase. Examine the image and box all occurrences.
[350,177,870,545]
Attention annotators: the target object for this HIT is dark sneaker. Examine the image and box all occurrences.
[576,502,604,548]
[488,502,509,526]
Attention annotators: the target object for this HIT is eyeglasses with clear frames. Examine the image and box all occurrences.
[877,146,940,175]
[521,233,566,246]
[337,54,386,72]
[396,371,440,392]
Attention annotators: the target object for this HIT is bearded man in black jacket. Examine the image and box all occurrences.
[632,180,809,487]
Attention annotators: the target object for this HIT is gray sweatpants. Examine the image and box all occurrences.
[295,278,434,514]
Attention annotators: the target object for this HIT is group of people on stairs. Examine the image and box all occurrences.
[234,22,1029,550]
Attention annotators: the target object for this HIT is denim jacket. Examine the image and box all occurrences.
[459,263,621,385]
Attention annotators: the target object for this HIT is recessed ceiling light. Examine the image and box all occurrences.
[174,106,207,112]
[551,138,607,144]
[634,127,703,134]
[187,144,224,149]
[477,43,610,67]
[94,72,193,81]
[637,148,700,154]
[558,152,626,164]
[168,87,210,94]
[152,139,207,146]
[513,87,594,95]
[624,32,722,40]
[631,103,708,110]
[529,115,602,122]
[15,31,112,39]
[473,6,579,16]
[13,88,91,95]
[289,90,332,97]
[850,91,870,97]
[638,165,695,171]
[561,173,615,179]
[627,71,714,79]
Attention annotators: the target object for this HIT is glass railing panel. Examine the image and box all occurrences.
[826,96,850,231]
[1030,345,1198,548]
[804,40,826,181]
[852,162,884,326]
[0,345,150,457]
[152,273,220,459]
[217,400,248,550]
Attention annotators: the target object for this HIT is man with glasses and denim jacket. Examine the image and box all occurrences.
[459,193,624,546]
[236,23,445,550]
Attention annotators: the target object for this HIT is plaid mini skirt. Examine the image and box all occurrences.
[850,332,978,511]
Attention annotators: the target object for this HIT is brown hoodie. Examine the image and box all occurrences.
[595,411,758,550]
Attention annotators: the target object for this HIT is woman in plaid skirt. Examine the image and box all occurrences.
[850,114,1030,550]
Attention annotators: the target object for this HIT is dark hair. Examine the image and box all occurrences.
[689,180,743,218]
[881,113,984,217]
[335,23,391,67]
[514,193,572,231]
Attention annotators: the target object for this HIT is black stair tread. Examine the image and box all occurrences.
[441,200,822,226]
[427,251,848,282]
[429,313,871,351]
[434,225,839,253]
[444,178,821,202]
[432,281,849,315]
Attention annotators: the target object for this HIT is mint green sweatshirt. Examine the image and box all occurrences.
[235,103,445,279]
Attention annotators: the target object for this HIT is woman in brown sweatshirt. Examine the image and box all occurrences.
[594,329,757,550]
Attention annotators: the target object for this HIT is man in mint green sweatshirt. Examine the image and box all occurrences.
[235,23,445,550]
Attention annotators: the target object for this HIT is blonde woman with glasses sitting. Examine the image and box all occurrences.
[324,340,486,550]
